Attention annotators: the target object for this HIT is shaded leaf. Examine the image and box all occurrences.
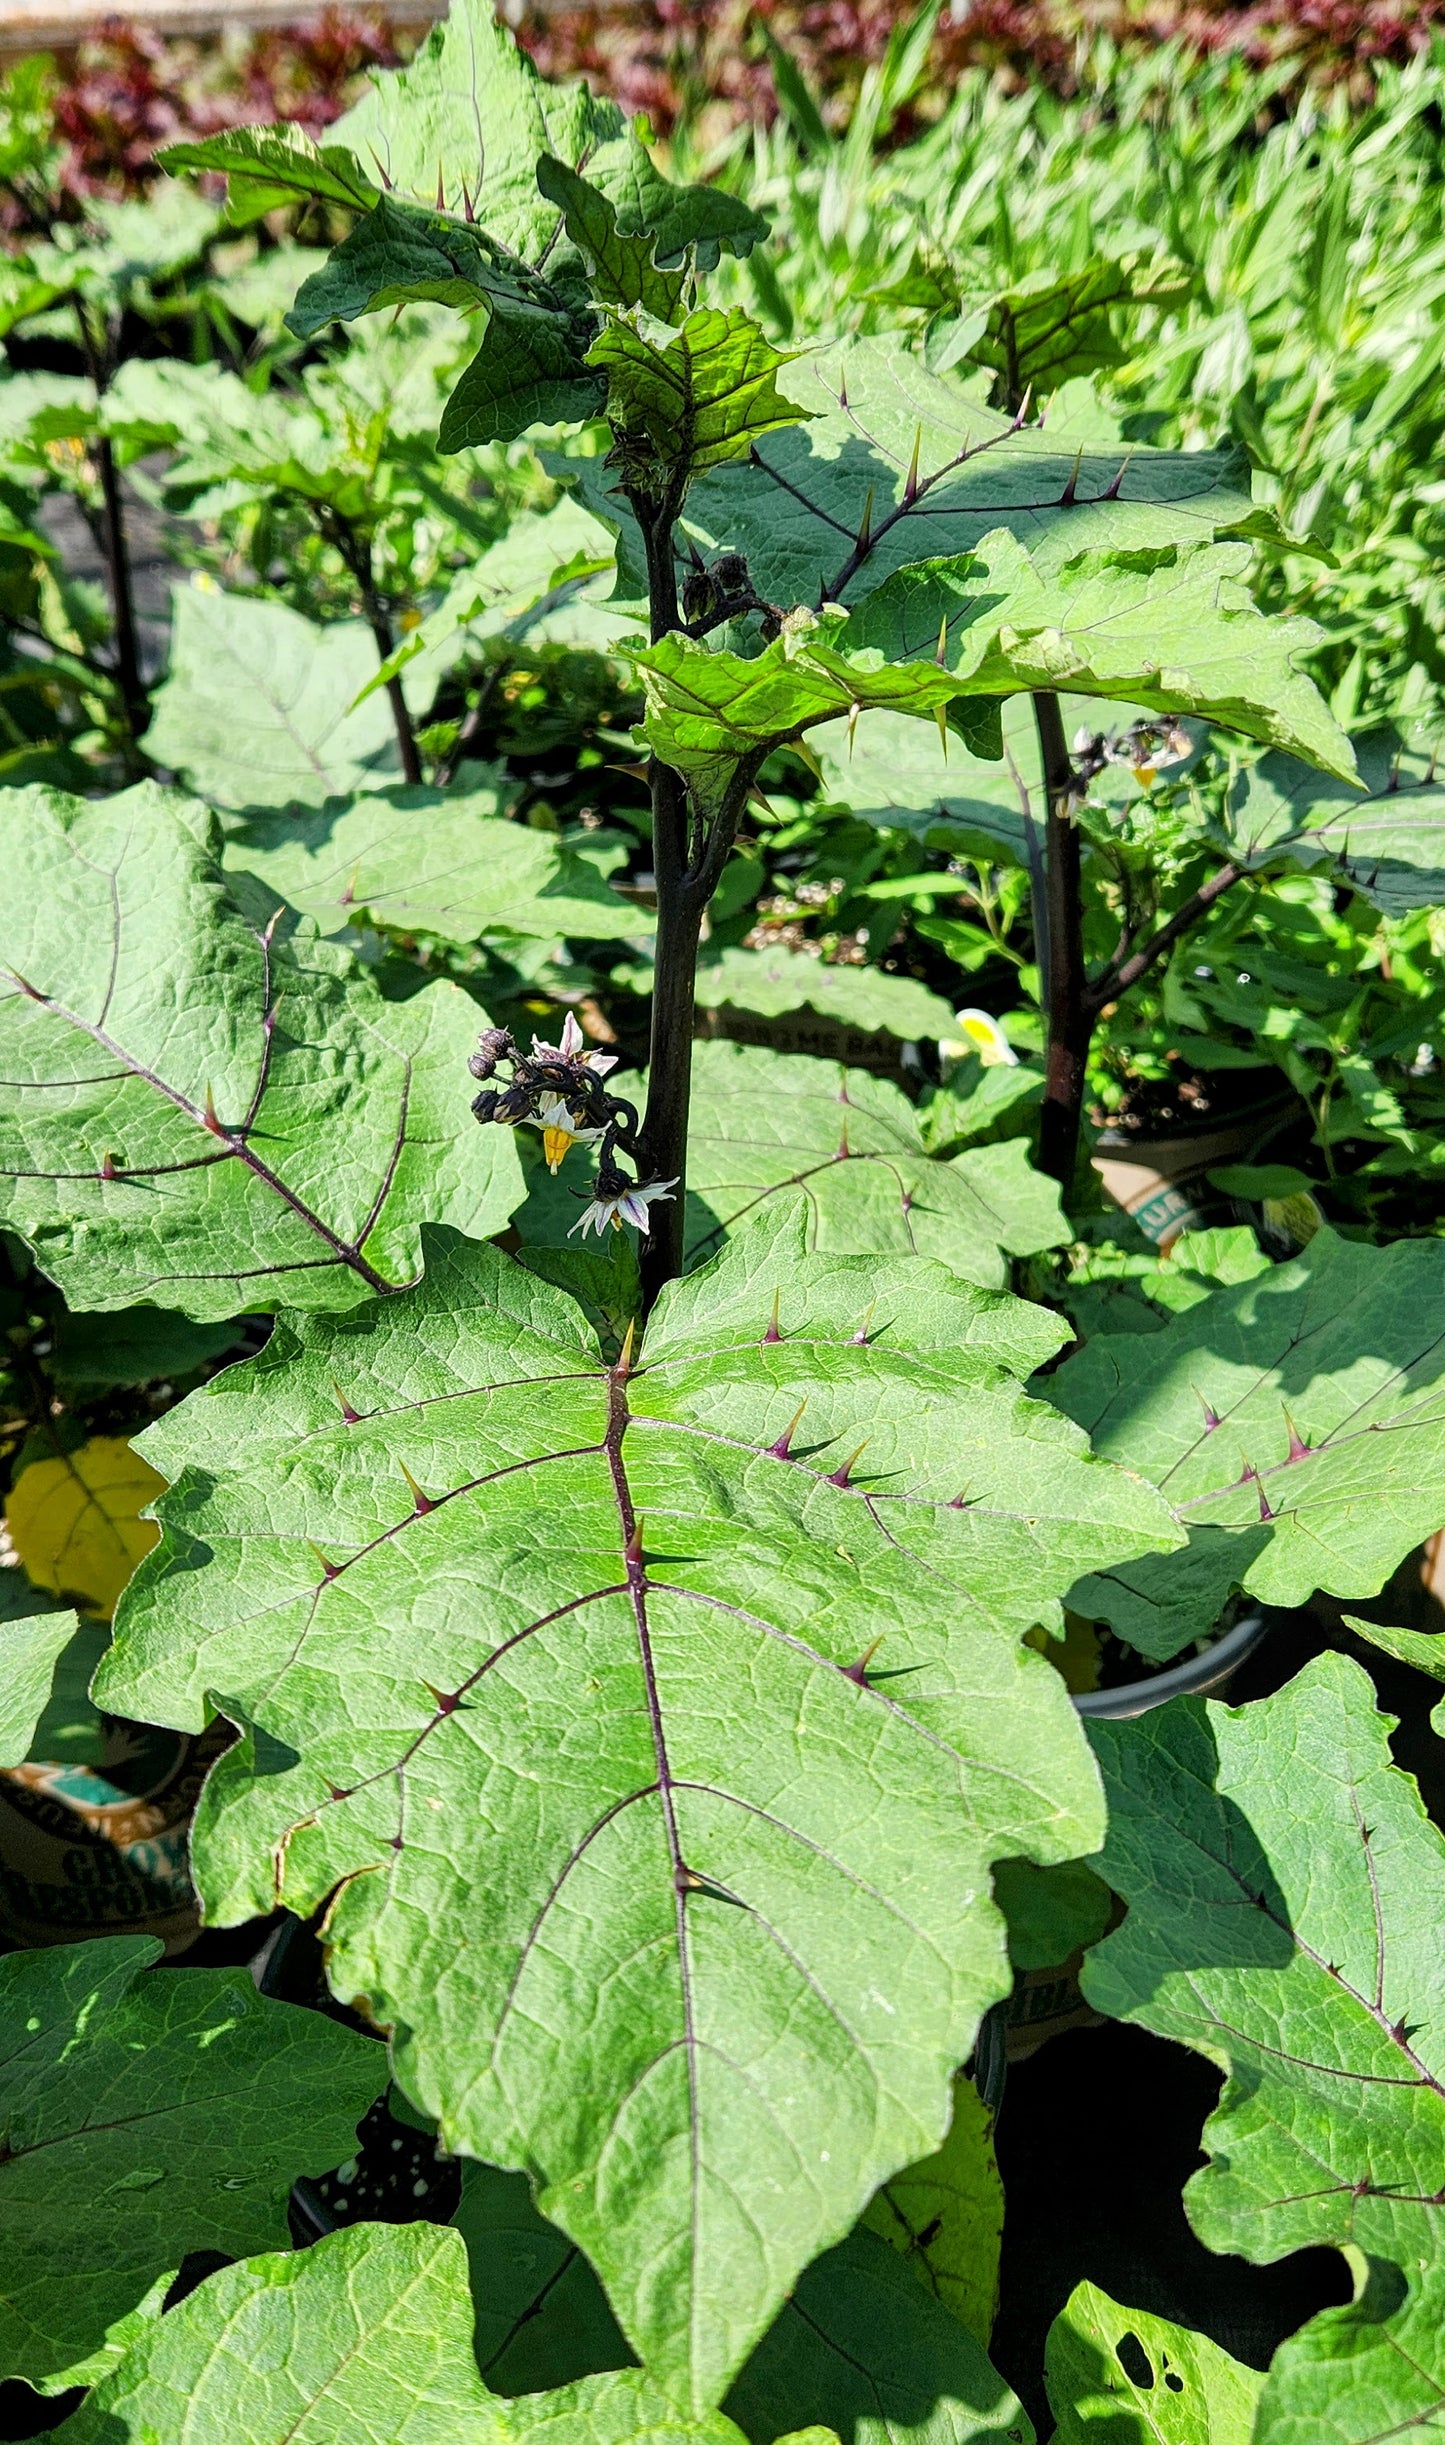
[991,1856,1111,1973]
[687,947,956,1042]
[964,256,1194,401]
[225,779,650,946]
[1044,2281,1263,2444]
[0,1935,386,2386]
[668,334,1257,612]
[0,780,522,1319]
[685,1040,1069,1288]
[5,1435,163,1620]
[286,193,552,338]
[0,1603,79,1769]
[440,293,605,451]
[48,1305,245,1393]
[1221,728,1445,915]
[148,587,401,809]
[724,2229,1033,2445]
[1083,1653,1445,2283]
[99,1206,1168,2407]
[1255,2257,1445,2445]
[860,2075,1004,2346]
[454,2160,633,2397]
[1048,1229,1445,1653]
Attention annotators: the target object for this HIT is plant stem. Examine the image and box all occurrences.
[1093,859,1244,1002]
[1035,691,1091,1189]
[76,302,147,750]
[638,757,701,1310]
[318,506,422,785]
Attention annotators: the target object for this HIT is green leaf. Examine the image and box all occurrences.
[157,123,379,224]
[224,778,651,946]
[0,1603,79,1768]
[0,1934,386,2385]
[1082,1652,1445,2282]
[1222,728,1445,914]
[48,1306,245,1392]
[48,2222,505,2444]
[813,708,1031,864]
[685,1040,1070,1289]
[536,143,768,318]
[455,2160,634,2395]
[98,1205,1169,2408]
[686,947,956,1043]
[724,2229,1033,2445]
[965,257,1194,401]
[590,309,811,483]
[672,334,1257,611]
[859,2075,1004,2347]
[286,193,546,336]
[0,780,523,1319]
[991,1856,1111,1972]
[1048,1229,1445,1654]
[329,0,623,249]
[1044,2281,1263,2443]
[1342,1612,1445,1683]
[1254,2257,1445,2445]
[441,293,606,450]
[148,587,403,809]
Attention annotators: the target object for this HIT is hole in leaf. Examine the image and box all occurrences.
[1115,2332,1155,2389]
[1165,2372,1185,2392]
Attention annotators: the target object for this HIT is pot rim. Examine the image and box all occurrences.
[1071,1609,1270,1721]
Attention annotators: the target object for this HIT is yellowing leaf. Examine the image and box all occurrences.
[6,1436,165,1620]
[861,2072,1005,2345]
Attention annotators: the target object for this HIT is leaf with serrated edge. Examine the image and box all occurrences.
[1083,1654,1445,2284]
[1045,2281,1263,2444]
[0,780,522,1320]
[0,1935,385,2385]
[157,124,379,225]
[685,1040,1068,1288]
[724,2229,1032,2445]
[1048,1230,1445,1652]
[591,309,811,482]
[0,1605,79,1768]
[99,1204,1172,2409]
[225,779,651,945]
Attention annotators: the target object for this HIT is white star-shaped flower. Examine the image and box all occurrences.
[569,1177,678,1238]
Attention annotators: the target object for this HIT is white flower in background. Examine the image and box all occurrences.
[570,1177,678,1239]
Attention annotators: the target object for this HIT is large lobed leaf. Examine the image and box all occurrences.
[1047,1227,1445,1656]
[1084,1654,1445,2443]
[224,777,651,946]
[0,1935,385,2386]
[658,334,1260,610]
[684,1041,1067,1287]
[1044,2281,1263,2444]
[99,1205,1173,2409]
[1220,727,1445,915]
[0,780,522,1319]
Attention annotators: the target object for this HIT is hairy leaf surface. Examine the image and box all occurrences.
[1044,2282,1263,2444]
[1083,1654,1445,2282]
[100,1208,1171,2406]
[685,1042,1068,1286]
[224,780,650,945]
[0,781,521,1318]
[1048,1229,1445,1652]
[0,1936,385,2384]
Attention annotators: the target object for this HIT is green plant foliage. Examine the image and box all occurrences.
[46,1305,244,1393]
[1221,728,1445,915]
[0,1601,78,1766]
[157,123,381,224]
[454,2161,634,2396]
[660,337,1256,610]
[224,779,650,946]
[1254,2258,1445,2445]
[0,781,522,1318]
[859,2075,1004,2347]
[684,1042,1068,1286]
[950,259,1194,402]
[688,947,956,1042]
[1044,2281,1263,2443]
[1048,1229,1445,1656]
[591,309,810,482]
[536,143,767,319]
[98,1207,1173,2408]
[0,1935,386,2385]
[725,2229,1032,2445]
[147,588,406,808]
[1084,1654,1445,2371]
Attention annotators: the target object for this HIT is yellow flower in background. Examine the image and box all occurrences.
[939,1008,1019,1070]
[6,1436,165,1621]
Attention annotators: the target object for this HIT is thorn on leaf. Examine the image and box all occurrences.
[904,424,922,505]
[769,1398,808,1460]
[841,1633,885,1686]
[1283,1409,1311,1463]
[828,1439,868,1490]
[201,1085,226,1138]
[763,1287,783,1345]
[615,1317,637,1379]
[100,1150,119,1182]
[850,1299,876,1346]
[400,1462,434,1516]
[308,1540,339,1582]
[332,1381,361,1425]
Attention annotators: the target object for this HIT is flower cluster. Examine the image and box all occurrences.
[1072,717,1194,789]
[468,1015,676,1239]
